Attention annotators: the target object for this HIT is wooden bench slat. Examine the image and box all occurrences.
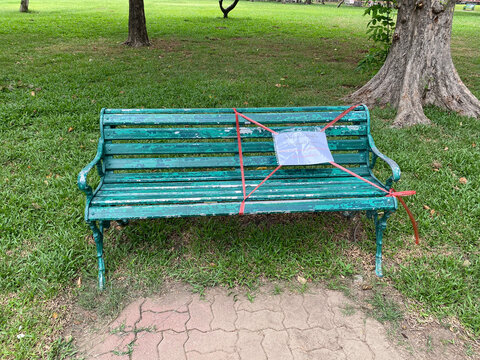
[103,111,367,126]
[91,187,385,206]
[104,153,367,170]
[104,106,367,115]
[103,125,367,140]
[103,166,372,183]
[88,197,397,220]
[96,180,384,197]
[104,139,368,155]
[101,175,375,190]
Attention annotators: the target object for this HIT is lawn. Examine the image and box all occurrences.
[0,0,479,358]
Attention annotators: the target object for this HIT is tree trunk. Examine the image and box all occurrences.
[124,0,150,47]
[219,0,240,18]
[346,0,480,127]
[20,0,29,12]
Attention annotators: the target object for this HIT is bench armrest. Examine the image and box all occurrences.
[367,135,401,188]
[77,138,105,200]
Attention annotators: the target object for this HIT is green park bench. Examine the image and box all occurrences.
[463,3,475,10]
[78,106,403,289]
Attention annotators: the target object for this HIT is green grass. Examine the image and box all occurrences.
[368,291,403,324]
[0,0,479,358]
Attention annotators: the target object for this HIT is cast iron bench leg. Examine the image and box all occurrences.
[368,210,393,277]
[88,221,109,290]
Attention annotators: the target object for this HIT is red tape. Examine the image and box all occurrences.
[232,106,419,244]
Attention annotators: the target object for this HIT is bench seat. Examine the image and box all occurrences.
[78,106,401,289]
[89,176,396,219]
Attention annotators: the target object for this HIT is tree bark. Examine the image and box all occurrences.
[124,0,150,47]
[219,0,240,18]
[346,0,480,127]
[20,0,29,12]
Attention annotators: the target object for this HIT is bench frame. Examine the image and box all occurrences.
[78,106,400,289]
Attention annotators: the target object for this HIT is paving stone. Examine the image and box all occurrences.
[185,329,237,354]
[236,294,282,312]
[325,290,347,308]
[288,327,339,352]
[262,329,293,360]
[87,333,135,358]
[79,285,410,360]
[281,294,309,330]
[109,298,145,332]
[92,352,130,360]
[236,309,284,331]
[143,293,190,313]
[237,330,266,360]
[303,293,335,330]
[211,294,237,331]
[186,295,213,332]
[157,330,188,360]
[364,318,403,359]
[132,331,162,360]
[292,348,346,360]
[137,311,189,332]
[187,351,239,360]
[331,306,365,340]
[339,339,373,360]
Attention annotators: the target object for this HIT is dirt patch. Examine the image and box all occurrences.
[348,274,480,359]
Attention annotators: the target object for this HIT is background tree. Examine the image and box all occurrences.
[20,0,29,12]
[124,0,150,47]
[347,0,480,126]
[219,0,240,18]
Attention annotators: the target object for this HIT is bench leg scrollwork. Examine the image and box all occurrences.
[88,220,110,290]
[367,210,393,278]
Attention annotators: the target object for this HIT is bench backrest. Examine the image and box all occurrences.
[99,106,372,183]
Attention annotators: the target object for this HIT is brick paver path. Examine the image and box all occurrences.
[79,285,405,360]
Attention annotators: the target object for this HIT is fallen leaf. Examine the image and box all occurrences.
[52,312,58,320]
[297,276,307,285]
[68,127,74,132]
[423,205,430,210]
[243,101,248,105]
[431,161,441,170]
[119,90,124,94]
[473,143,476,148]
[444,147,449,151]
[77,277,82,287]
[430,209,435,216]
[30,91,35,96]
[275,83,282,88]
[459,177,467,184]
